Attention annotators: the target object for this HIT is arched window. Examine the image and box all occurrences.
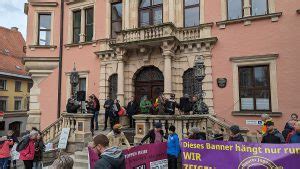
[182,68,199,96]
[139,0,163,27]
[108,74,118,100]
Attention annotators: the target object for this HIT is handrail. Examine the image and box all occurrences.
[42,117,63,134]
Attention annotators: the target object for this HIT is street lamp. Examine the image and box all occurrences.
[193,56,209,114]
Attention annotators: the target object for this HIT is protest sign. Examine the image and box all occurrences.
[181,139,300,169]
[58,128,70,149]
[123,142,168,169]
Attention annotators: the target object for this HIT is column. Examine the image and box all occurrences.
[161,41,176,97]
[116,48,126,106]
[24,57,59,130]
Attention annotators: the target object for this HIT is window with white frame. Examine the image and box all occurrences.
[14,97,22,111]
[184,0,200,27]
[251,0,268,16]
[73,10,81,43]
[15,81,22,92]
[38,13,52,45]
[139,0,163,27]
[72,7,94,43]
[0,80,7,90]
[239,65,271,111]
[0,97,8,111]
[85,7,94,42]
[227,0,243,20]
[111,1,122,38]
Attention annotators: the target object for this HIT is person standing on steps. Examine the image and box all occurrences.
[139,96,152,114]
[110,99,121,128]
[92,94,100,131]
[261,121,285,144]
[93,134,125,169]
[107,124,131,149]
[126,96,138,128]
[167,125,180,169]
[140,122,165,144]
[103,96,113,131]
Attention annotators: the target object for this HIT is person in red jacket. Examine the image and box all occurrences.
[0,136,14,169]
[20,130,38,169]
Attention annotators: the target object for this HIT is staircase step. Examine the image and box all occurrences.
[74,159,89,168]
[75,151,89,160]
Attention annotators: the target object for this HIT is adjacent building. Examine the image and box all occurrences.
[24,0,300,132]
[0,26,31,136]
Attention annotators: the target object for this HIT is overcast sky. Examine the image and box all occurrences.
[0,0,27,39]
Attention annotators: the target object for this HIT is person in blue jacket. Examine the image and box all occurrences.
[167,125,180,169]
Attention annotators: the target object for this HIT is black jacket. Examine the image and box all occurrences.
[229,134,244,142]
[104,99,113,112]
[189,133,206,140]
[165,99,178,115]
[126,101,138,116]
[141,129,164,144]
[34,140,45,161]
[262,129,285,144]
[179,97,192,113]
[109,103,120,119]
[94,97,100,111]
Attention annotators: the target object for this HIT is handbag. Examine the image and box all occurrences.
[118,107,126,116]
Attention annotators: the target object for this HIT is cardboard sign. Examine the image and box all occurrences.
[58,128,70,149]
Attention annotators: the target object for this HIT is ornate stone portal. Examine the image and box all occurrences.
[96,23,217,128]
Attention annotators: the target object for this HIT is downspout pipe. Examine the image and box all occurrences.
[57,0,64,118]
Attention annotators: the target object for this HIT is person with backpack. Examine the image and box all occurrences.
[0,136,14,169]
[33,132,45,169]
[19,130,38,169]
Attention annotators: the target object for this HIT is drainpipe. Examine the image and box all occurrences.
[57,0,64,118]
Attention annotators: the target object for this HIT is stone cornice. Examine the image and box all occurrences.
[232,111,282,117]
[66,0,94,5]
[229,54,278,63]
[216,12,282,27]
[23,57,59,64]
[29,45,57,49]
[29,1,59,7]
[65,70,90,75]
[4,111,28,118]
[64,41,97,48]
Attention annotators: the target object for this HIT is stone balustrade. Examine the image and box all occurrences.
[133,114,249,143]
[115,23,214,45]
[42,112,93,153]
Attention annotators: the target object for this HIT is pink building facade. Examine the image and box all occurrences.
[24,0,300,132]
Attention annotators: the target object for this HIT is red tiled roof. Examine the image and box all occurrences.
[0,26,28,77]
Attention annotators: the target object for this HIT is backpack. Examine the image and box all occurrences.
[16,137,30,152]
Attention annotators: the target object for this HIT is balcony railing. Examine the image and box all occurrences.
[114,23,214,46]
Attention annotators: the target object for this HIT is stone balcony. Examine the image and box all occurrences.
[112,22,217,49]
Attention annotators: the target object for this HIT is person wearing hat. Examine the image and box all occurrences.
[93,134,125,169]
[140,122,165,144]
[107,124,130,149]
[229,125,244,142]
[261,121,285,144]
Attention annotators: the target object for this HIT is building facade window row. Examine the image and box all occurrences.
[33,0,272,45]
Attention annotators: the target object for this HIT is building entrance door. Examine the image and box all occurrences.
[134,66,164,105]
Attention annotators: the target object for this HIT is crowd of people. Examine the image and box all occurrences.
[0,128,45,169]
